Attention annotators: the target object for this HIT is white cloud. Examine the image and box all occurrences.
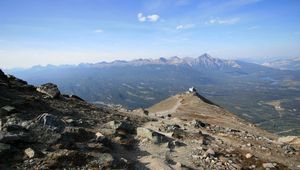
[147,14,160,22]
[208,17,240,25]
[137,13,146,22]
[176,24,195,30]
[94,29,103,33]
[137,13,160,22]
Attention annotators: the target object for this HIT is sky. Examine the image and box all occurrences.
[0,0,300,69]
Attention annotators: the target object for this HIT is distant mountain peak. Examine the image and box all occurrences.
[199,53,213,59]
[158,57,168,63]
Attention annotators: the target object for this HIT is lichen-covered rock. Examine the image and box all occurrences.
[36,83,60,98]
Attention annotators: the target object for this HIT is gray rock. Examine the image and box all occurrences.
[36,83,60,98]
[30,125,61,144]
[282,144,296,154]
[262,163,277,168]
[0,131,31,143]
[137,127,170,144]
[191,119,207,128]
[1,106,16,113]
[166,124,181,132]
[65,118,75,124]
[0,105,16,116]
[36,113,65,132]
[105,120,135,134]
[167,140,184,149]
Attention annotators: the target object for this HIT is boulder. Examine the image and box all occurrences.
[26,114,65,144]
[282,144,296,154]
[166,124,186,139]
[191,119,207,128]
[36,83,60,98]
[105,120,135,134]
[36,113,65,132]
[24,148,35,158]
[166,124,181,132]
[137,127,170,144]
[167,140,184,149]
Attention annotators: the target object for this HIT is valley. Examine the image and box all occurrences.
[6,54,300,136]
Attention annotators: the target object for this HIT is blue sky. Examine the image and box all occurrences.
[0,0,300,68]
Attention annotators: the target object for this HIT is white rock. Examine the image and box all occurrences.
[245,153,252,159]
[24,148,35,158]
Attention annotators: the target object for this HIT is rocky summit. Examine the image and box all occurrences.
[0,69,299,169]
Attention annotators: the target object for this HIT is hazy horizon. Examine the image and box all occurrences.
[1,0,300,68]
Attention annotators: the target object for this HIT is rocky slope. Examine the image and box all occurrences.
[0,69,299,169]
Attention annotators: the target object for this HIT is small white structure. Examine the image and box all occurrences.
[188,87,196,93]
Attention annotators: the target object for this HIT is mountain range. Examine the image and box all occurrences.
[5,54,300,136]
